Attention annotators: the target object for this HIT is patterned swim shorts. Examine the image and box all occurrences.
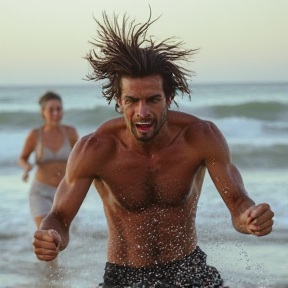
[98,246,226,288]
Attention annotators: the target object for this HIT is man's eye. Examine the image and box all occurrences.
[125,99,137,104]
[151,98,161,103]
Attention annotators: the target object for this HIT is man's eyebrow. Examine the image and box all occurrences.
[124,95,137,99]
[123,94,162,99]
[149,94,162,99]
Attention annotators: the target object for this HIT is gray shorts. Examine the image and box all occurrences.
[29,179,57,218]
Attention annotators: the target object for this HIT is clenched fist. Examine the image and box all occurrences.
[33,229,62,261]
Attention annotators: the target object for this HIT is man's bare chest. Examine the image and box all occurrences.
[96,147,204,210]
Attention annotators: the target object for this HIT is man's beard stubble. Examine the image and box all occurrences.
[130,108,168,143]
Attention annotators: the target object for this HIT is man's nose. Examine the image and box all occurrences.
[136,101,150,118]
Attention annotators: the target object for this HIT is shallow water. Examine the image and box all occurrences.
[0,170,287,288]
[0,83,287,287]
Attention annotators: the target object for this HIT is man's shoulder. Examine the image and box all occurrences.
[168,110,215,130]
[167,110,222,144]
[76,117,124,152]
[97,117,125,134]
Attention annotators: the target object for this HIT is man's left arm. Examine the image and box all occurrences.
[203,121,274,236]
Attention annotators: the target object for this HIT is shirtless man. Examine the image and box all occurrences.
[33,11,274,288]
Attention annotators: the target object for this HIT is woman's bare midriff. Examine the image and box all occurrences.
[35,161,67,187]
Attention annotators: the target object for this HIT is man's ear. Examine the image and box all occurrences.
[116,98,123,113]
[166,96,172,108]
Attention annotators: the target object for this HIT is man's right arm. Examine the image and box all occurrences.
[33,135,95,261]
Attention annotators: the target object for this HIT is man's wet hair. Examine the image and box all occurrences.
[85,8,199,111]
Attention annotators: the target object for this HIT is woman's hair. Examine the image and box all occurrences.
[38,91,62,108]
[85,9,199,110]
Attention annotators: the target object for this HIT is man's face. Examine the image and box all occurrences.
[118,75,171,142]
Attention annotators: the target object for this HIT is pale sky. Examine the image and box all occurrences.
[0,0,287,85]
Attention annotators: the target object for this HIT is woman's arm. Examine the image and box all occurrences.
[18,130,37,181]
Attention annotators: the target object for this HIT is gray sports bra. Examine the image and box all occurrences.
[35,126,72,164]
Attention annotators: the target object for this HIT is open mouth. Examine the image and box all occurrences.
[135,122,153,131]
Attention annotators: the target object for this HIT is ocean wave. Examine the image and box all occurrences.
[1,143,287,170]
[0,105,119,129]
[230,144,288,169]
[208,101,288,121]
[1,101,287,130]
[173,100,288,122]
[262,122,288,133]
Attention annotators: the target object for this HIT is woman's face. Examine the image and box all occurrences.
[41,99,63,125]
